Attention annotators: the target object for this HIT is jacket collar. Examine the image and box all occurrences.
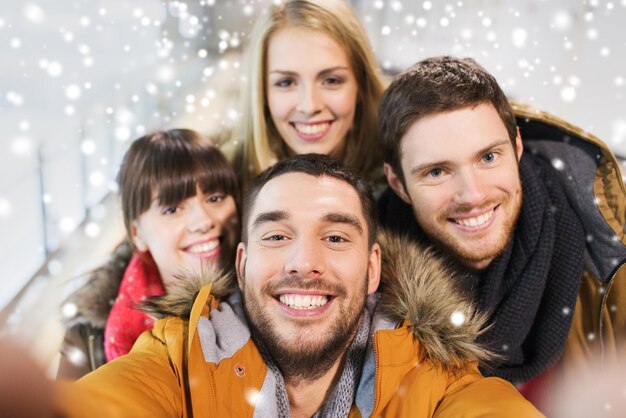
[144,230,493,371]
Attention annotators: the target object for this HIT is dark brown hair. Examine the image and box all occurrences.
[378,56,517,185]
[117,129,240,242]
[241,153,378,247]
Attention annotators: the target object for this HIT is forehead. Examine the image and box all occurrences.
[400,103,510,166]
[267,27,349,72]
[248,172,365,228]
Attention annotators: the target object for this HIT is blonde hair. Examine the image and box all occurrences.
[234,0,385,190]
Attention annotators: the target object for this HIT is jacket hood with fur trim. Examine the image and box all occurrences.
[143,230,494,370]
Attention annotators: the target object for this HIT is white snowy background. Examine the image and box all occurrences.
[1,0,625,310]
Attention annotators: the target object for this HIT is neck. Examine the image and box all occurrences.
[285,357,344,418]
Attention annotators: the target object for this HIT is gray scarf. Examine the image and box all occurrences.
[257,310,371,418]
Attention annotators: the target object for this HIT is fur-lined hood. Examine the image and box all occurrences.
[61,241,133,329]
[143,230,493,370]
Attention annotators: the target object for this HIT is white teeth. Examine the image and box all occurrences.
[294,122,330,135]
[279,294,329,309]
[187,240,219,254]
[456,210,493,228]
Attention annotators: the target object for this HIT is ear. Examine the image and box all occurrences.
[366,243,381,295]
[235,242,247,291]
[130,221,148,252]
[515,127,524,161]
[384,163,411,204]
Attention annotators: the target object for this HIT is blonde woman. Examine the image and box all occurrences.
[233,0,385,190]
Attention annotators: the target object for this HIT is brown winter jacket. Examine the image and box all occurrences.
[512,102,626,399]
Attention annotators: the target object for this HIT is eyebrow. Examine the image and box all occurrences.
[268,66,351,77]
[251,211,289,230]
[409,138,511,176]
[250,210,363,235]
[322,212,363,235]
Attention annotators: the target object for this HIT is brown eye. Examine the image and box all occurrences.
[324,76,343,85]
[161,206,177,215]
[207,193,225,203]
[275,78,294,88]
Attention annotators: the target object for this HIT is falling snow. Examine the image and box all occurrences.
[1,1,625,368]
[450,311,466,327]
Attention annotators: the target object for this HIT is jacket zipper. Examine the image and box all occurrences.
[88,334,97,371]
[371,332,381,417]
[598,260,626,358]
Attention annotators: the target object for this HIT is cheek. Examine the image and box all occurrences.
[410,188,442,215]
[267,91,291,121]
[331,91,357,119]
[242,258,268,294]
[216,204,237,226]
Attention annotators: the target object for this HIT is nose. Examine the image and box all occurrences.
[284,237,325,278]
[187,201,215,234]
[296,83,322,115]
[454,168,487,206]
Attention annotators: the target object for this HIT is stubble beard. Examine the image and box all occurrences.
[242,275,367,385]
[418,185,523,270]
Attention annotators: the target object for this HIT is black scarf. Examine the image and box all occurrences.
[378,154,586,383]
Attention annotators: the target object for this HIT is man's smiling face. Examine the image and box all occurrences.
[236,172,380,380]
[386,102,523,270]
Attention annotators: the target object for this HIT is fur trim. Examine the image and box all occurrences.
[378,230,496,371]
[141,265,238,320]
[61,241,133,329]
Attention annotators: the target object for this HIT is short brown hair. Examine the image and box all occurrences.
[117,129,240,243]
[378,56,517,185]
[241,153,378,247]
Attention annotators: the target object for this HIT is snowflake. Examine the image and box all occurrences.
[61,302,78,318]
[47,258,63,276]
[551,158,565,170]
[65,84,81,100]
[511,28,527,48]
[450,310,466,326]
[245,388,262,406]
[24,3,45,23]
[0,198,13,217]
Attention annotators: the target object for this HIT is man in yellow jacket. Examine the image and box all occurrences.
[56,154,541,417]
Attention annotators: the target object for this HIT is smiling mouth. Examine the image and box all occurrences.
[277,293,331,310]
[291,122,331,139]
[450,206,497,228]
[184,238,220,255]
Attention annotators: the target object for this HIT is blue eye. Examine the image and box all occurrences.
[483,152,496,163]
[428,168,443,177]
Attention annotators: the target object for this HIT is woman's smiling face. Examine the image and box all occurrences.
[266,27,358,159]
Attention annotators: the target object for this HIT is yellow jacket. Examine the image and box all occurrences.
[56,233,542,417]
